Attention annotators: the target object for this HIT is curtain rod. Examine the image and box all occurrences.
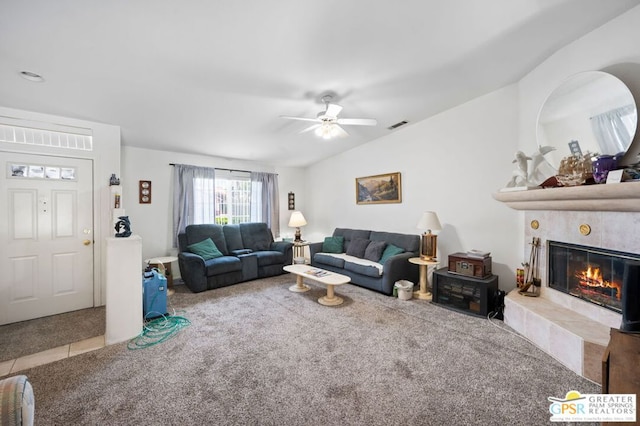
[169,164,275,175]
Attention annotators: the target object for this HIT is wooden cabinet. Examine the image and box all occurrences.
[601,328,640,426]
[432,268,498,317]
[602,328,640,392]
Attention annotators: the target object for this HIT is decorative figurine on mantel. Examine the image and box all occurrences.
[502,146,556,191]
[115,216,132,238]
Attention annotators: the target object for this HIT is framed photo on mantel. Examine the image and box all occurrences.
[355,172,402,205]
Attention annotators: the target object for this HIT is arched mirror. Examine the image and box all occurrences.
[536,71,637,170]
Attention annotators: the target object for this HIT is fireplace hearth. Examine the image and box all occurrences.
[548,241,640,313]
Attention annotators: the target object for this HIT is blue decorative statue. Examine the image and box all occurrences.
[115,216,132,238]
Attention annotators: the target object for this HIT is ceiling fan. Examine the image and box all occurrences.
[281,95,377,139]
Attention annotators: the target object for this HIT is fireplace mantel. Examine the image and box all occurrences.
[492,181,640,212]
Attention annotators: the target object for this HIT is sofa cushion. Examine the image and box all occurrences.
[188,238,224,260]
[254,250,287,266]
[334,228,371,253]
[370,231,420,253]
[364,240,387,262]
[223,224,244,252]
[239,223,274,251]
[205,256,242,276]
[346,237,370,258]
[379,244,405,264]
[322,236,344,253]
[185,224,229,255]
[344,258,384,277]
[314,253,345,268]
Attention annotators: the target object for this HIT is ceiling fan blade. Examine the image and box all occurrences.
[280,115,320,123]
[299,124,321,134]
[325,103,343,118]
[336,118,377,126]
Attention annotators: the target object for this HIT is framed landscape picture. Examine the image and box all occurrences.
[356,172,402,205]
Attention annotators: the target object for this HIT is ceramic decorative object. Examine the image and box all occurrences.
[592,155,617,183]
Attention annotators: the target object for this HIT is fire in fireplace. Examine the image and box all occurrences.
[548,241,640,313]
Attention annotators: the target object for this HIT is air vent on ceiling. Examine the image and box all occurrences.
[387,120,409,130]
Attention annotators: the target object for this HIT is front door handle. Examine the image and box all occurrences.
[83,239,91,246]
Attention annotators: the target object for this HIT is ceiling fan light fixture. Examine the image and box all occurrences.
[315,123,335,139]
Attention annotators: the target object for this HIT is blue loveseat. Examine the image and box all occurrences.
[309,228,420,296]
[178,222,293,293]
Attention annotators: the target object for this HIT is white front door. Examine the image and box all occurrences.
[0,152,94,325]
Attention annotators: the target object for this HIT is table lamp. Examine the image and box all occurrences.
[288,211,307,241]
[417,211,442,260]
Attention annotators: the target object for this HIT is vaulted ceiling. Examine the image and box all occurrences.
[1,0,639,167]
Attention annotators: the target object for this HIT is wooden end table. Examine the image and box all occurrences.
[408,257,439,301]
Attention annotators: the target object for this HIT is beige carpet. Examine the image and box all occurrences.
[16,274,599,425]
[0,306,105,362]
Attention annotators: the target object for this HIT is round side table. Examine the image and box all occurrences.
[408,257,439,301]
[146,256,178,295]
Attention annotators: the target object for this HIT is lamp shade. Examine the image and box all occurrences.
[417,211,442,232]
[288,211,307,228]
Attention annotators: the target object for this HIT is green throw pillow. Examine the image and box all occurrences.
[322,236,344,253]
[187,238,223,260]
[379,244,405,264]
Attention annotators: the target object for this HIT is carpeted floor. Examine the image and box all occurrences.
[15,274,600,425]
[0,306,105,361]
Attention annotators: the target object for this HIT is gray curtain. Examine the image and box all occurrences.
[250,172,280,237]
[172,164,216,247]
[591,104,635,154]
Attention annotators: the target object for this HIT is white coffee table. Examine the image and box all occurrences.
[283,264,351,306]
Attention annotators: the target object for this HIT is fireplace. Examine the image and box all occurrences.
[548,241,640,313]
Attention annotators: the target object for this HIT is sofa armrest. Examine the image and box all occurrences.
[270,241,293,264]
[270,240,292,254]
[178,252,207,292]
[381,252,420,294]
[308,241,324,260]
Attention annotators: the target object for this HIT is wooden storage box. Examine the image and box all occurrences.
[448,253,492,279]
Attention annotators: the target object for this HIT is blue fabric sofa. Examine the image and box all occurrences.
[177,222,293,293]
[309,228,420,296]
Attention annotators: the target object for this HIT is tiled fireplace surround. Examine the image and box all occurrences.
[504,209,640,385]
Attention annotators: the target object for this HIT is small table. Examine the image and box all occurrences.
[146,256,178,295]
[292,241,309,264]
[408,257,439,301]
[284,264,351,306]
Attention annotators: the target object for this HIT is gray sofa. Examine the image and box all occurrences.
[309,228,420,295]
[177,222,293,293]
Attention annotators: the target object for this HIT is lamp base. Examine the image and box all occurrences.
[421,232,438,261]
[294,228,302,242]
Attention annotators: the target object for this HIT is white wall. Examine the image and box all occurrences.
[305,85,522,289]
[519,5,640,164]
[121,146,305,270]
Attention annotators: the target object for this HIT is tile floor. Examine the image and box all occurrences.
[0,335,105,378]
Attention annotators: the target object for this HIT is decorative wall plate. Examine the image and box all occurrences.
[139,180,152,204]
[579,224,591,236]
